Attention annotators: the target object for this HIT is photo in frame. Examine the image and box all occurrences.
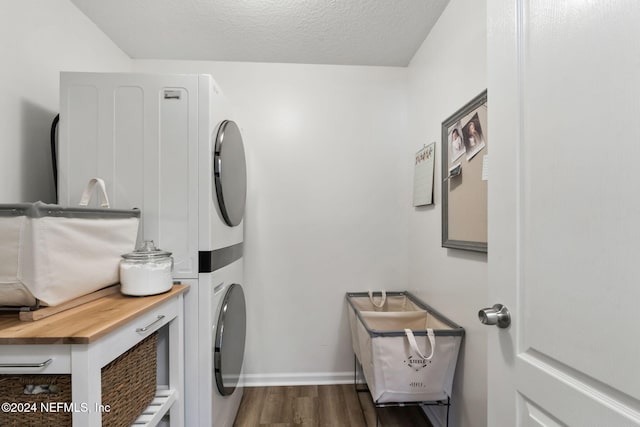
[441,90,488,252]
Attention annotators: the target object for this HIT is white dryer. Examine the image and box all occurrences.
[58,72,244,269]
[58,72,248,427]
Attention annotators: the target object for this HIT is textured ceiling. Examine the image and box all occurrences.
[70,0,449,66]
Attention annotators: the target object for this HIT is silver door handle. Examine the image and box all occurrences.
[478,304,511,328]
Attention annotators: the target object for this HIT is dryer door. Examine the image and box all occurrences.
[214,283,247,396]
[213,120,247,227]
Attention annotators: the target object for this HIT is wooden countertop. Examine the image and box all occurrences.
[0,285,188,345]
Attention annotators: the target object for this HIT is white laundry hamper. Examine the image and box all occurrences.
[0,178,140,307]
[346,291,464,404]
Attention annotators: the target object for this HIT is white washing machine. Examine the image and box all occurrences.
[199,259,246,427]
[58,72,248,426]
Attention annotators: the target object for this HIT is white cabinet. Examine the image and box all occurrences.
[0,285,187,426]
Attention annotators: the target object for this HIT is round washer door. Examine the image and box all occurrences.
[213,120,247,227]
[214,283,246,396]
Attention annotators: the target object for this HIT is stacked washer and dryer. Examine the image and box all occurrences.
[58,72,247,427]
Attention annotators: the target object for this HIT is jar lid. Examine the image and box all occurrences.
[122,240,172,260]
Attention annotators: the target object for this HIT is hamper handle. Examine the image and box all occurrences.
[368,290,386,308]
[79,177,110,208]
[404,328,435,361]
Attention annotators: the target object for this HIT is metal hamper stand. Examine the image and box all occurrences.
[353,355,451,427]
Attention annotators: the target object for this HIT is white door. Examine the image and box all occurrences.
[487,1,640,425]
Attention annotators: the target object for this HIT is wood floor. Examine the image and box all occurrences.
[233,385,433,427]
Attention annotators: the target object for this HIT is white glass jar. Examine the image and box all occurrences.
[120,240,173,296]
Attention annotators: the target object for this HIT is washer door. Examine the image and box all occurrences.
[214,283,246,396]
[213,120,247,227]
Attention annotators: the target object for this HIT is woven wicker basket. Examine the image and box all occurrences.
[0,332,157,427]
[0,374,72,426]
[101,332,157,426]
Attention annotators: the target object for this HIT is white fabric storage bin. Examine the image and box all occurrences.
[346,291,464,404]
[0,214,36,306]
[0,182,140,307]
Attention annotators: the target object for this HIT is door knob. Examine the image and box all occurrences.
[478,304,511,328]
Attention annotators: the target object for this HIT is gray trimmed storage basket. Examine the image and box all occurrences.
[0,200,139,308]
[346,291,464,404]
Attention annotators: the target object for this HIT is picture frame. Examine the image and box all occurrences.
[441,90,488,253]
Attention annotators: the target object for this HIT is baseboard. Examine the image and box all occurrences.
[240,371,361,387]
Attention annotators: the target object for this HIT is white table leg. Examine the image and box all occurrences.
[169,293,185,426]
[71,344,102,426]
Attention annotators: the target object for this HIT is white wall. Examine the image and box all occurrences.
[0,0,131,203]
[135,60,411,383]
[406,1,488,426]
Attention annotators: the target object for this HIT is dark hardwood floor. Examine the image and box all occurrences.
[233,384,433,427]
